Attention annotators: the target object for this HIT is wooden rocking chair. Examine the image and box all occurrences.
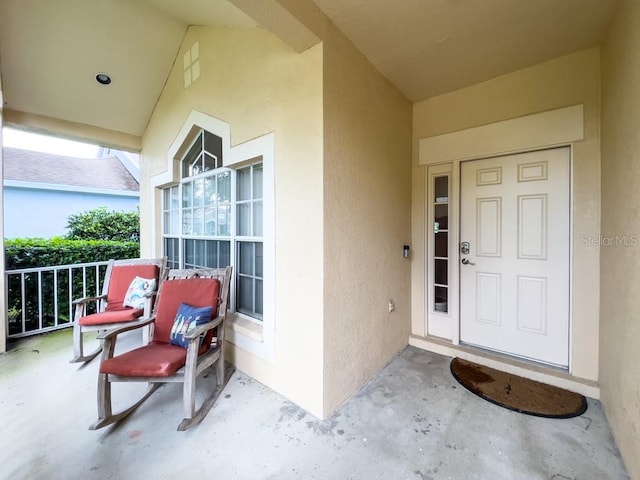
[71,257,167,363]
[90,266,233,431]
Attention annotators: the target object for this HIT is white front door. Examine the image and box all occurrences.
[459,147,570,367]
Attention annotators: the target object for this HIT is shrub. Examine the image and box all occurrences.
[65,206,139,242]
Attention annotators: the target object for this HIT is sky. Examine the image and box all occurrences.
[2,127,100,158]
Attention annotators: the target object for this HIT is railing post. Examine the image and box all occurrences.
[37,270,43,330]
[54,269,59,328]
[20,272,26,334]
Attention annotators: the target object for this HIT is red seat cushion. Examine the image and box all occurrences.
[79,307,143,326]
[100,342,187,377]
[105,264,159,311]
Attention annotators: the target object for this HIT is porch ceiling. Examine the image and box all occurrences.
[0,0,617,146]
[311,0,618,102]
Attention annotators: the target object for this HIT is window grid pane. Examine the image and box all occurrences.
[237,168,251,201]
[238,276,254,314]
[253,165,263,199]
[193,178,204,207]
[218,172,231,202]
[220,241,231,267]
[236,241,263,320]
[204,177,216,205]
[237,202,251,236]
[203,153,217,172]
[182,132,202,179]
[163,212,171,234]
[171,186,179,210]
[255,279,263,316]
[218,205,230,236]
[164,238,179,269]
[205,206,216,235]
[182,182,192,208]
[253,201,263,236]
[193,207,203,235]
[255,242,263,277]
[206,241,219,267]
[203,131,223,169]
[182,209,193,235]
[162,186,180,235]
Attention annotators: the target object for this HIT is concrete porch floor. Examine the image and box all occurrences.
[0,329,629,480]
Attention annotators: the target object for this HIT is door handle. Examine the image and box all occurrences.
[461,258,475,266]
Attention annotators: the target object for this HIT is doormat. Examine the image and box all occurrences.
[450,358,587,418]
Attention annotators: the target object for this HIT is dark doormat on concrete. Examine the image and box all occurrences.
[450,357,587,418]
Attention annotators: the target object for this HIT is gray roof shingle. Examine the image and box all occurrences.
[2,147,139,192]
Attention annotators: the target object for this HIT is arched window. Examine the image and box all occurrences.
[162,128,263,321]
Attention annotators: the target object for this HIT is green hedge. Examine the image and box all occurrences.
[5,237,139,269]
[5,238,140,335]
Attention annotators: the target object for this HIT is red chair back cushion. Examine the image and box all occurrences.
[105,264,159,311]
[152,278,220,346]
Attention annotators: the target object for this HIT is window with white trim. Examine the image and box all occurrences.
[161,128,263,322]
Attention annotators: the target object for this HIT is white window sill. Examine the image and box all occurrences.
[227,313,263,343]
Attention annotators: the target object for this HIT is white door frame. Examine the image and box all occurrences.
[419,105,583,372]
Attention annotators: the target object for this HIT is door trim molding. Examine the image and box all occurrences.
[418,105,583,165]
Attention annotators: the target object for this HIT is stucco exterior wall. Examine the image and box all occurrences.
[322,22,413,415]
[600,0,640,476]
[412,48,602,381]
[140,26,325,416]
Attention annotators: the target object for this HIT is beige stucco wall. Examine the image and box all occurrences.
[140,11,412,419]
[600,0,640,476]
[140,26,325,416]
[412,48,602,381]
[322,19,413,415]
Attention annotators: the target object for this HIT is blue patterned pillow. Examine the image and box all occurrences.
[169,303,214,349]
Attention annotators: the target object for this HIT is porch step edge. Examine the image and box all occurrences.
[409,334,600,399]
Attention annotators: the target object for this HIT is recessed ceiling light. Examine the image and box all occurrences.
[95,73,112,85]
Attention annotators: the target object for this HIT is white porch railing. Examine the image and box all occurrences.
[5,261,110,339]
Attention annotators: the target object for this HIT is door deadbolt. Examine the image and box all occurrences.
[460,241,470,255]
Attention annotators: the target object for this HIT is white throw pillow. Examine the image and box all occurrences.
[123,276,157,309]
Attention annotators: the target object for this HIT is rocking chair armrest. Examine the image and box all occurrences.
[141,291,158,319]
[96,317,156,341]
[182,315,224,340]
[72,294,107,305]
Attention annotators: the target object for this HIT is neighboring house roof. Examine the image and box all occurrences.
[2,147,139,192]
